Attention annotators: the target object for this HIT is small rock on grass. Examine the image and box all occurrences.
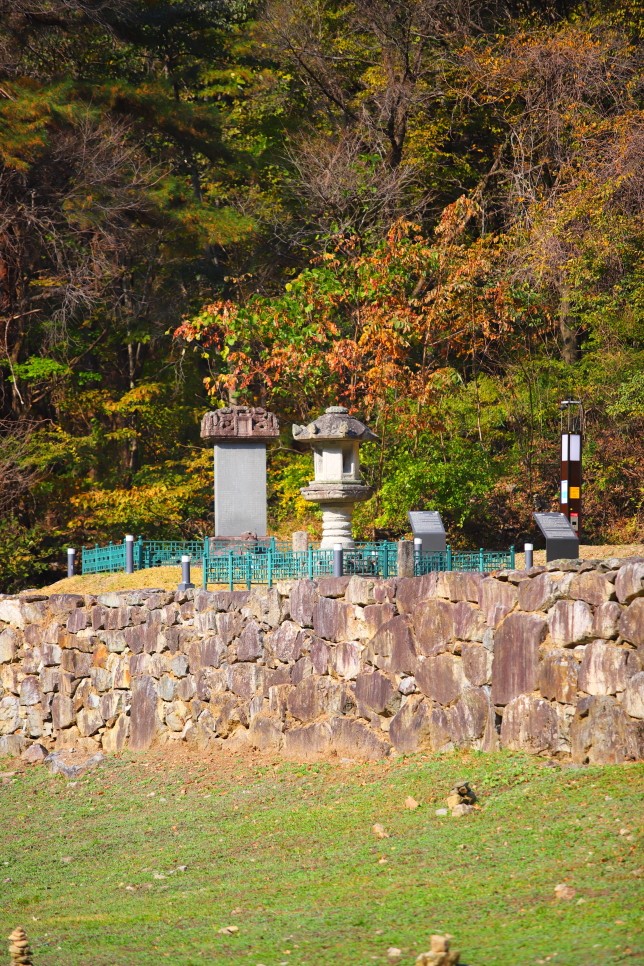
[405,796,420,809]
[451,782,476,804]
[218,926,239,935]
[373,823,390,839]
[415,933,460,965]
[8,926,33,966]
[387,948,402,963]
[451,804,474,817]
[554,883,576,900]
[435,808,448,816]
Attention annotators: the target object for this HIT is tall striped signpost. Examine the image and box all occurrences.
[559,399,583,539]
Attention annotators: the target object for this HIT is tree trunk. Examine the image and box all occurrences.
[559,285,579,364]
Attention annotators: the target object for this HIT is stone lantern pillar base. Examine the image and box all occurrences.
[319,504,354,549]
[300,481,372,550]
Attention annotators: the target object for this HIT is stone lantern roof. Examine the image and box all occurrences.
[292,406,378,443]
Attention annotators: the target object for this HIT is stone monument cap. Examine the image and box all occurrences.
[292,406,378,443]
[201,405,279,443]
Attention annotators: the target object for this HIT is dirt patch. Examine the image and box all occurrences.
[514,542,643,569]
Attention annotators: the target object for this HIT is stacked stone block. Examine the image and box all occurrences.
[0,559,643,763]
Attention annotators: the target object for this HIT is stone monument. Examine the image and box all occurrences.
[201,405,279,537]
[293,405,377,548]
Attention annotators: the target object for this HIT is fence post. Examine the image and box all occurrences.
[447,544,453,571]
[245,552,252,590]
[267,548,274,589]
[307,544,314,580]
[333,543,344,578]
[523,543,532,570]
[125,534,134,574]
[381,543,389,579]
[479,547,485,573]
[201,536,208,587]
[67,548,76,578]
[178,555,195,592]
[135,537,143,570]
[202,543,209,589]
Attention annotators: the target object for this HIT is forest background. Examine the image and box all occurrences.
[0,0,642,592]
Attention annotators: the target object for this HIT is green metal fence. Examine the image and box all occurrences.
[80,541,127,574]
[81,538,206,575]
[80,537,514,583]
[137,539,206,569]
[202,542,398,589]
[414,546,515,576]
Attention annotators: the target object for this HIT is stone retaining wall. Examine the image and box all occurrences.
[1,559,643,763]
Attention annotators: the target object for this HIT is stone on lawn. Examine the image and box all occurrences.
[415,933,460,965]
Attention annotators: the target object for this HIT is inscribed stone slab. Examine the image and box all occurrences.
[214,442,267,537]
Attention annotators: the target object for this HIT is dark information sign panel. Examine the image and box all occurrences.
[408,511,447,553]
[534,512,580,562]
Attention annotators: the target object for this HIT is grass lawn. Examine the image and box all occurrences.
[1,748,642,965]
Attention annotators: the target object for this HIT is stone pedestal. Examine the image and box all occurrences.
[201,406,279,538]
[293,406,377,549]
[292,531,309,552]
[397,540,415,578]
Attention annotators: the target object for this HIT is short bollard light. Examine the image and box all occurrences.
[67,547,76,578]
[178,555,195,592]
[524,542,534,570]
[333,543,344,578]
[125,534,135,574]
[414,536,423,576]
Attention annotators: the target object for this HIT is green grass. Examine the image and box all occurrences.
[0,749,642,965]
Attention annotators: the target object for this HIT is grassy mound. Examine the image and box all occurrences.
[40,565,206,595]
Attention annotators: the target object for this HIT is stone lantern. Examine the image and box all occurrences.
[293,406,377,548]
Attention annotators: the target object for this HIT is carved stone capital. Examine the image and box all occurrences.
[201,406,280,443]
